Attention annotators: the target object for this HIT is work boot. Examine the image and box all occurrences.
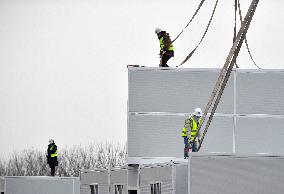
[161,64,169,67]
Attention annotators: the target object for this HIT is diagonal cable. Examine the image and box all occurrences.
[176,0,219,67]
[237,0,261,69]
[171,0,206,44]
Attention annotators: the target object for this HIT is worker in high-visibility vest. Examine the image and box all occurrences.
[182,108,203,158]
[155,27,174,67]
[46,139,58,176]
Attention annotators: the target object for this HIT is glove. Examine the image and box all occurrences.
[160,50,166,56]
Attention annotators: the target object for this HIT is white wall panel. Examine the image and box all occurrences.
[127,167,138,188]
[139,165,173,194]
[110,169,127,194]
[236,117,284,154]
[128,115,234,158]
[0,177,4,193]
[190,155,284,194]
[236,71,284,115]
[80,170,109,194]
[175,164,188,194]
[128,68,234,114]
[5,176,79,194]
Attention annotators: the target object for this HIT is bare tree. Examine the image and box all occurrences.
[0,142,126,177]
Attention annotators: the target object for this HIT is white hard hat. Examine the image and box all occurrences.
[155,27,162,34]
[49,139,54,144]
[193,108,203,117]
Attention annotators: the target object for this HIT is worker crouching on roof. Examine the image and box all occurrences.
[182,108,202,158]
[155,27,174,67]
[46,139,58,176]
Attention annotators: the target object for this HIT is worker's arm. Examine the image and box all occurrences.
[162,33,172,51]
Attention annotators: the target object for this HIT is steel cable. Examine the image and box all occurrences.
[176,0,219,67]
[190,0,259,150]
[171,0,206,44]
[237,0,261,69]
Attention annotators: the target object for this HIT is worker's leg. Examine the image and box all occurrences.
[161,55,171,67]
[184,137,189,158]
[50,165,55,176]
[192,141,198,152]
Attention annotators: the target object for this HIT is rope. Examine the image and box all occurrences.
[171,0,206,44]
[190,0,260,150]
[176,0,219,67]
[237,0,261,69]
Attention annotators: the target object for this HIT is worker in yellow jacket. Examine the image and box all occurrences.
[46,139,58,176]
[155,27,174,67]
[182,108,203,158]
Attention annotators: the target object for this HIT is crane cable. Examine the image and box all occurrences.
[234,0,240,68]
[237,0,261,69]
[171,0,206,44]
[193,0,260,151]
[176,0,219,67]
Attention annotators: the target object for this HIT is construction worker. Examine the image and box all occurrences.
[46,139,58,176]
[155,27,174,67]
[182,108,203,158]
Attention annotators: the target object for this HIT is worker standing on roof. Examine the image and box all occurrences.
[155,28,174,67]
[182,108,203,157]
[46,139,58,176]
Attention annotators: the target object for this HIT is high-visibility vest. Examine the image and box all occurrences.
[50,145,58,158]
[159,37,174,51]
[182,127,188,137]
[190,117,202,142]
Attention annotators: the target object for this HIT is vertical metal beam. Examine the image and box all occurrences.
[137,165,141,194]
[188,156,191,194]
[233,70,237,153]
[171,162,176,194]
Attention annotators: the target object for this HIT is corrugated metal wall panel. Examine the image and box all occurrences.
[198,116,234,153]
[110,169,127,194]
[5,176,80,194]
[80,170,109,194]
[190,155,284,194]
[0,177,4,193]
[236,117,284,154]
[139,165,173,194]
[128,115,234,157]
[128,69,234,114]
[175,164,188,194]
[236,72,284,115]
[127,167,138,188]
[128,115,184,157]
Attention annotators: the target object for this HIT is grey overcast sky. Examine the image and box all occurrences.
[0,0,283,157]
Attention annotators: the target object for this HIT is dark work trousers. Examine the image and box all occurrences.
[183,137,189,158]
[50,165,55,176]
[160,54,172,67]
[191,141,198,152]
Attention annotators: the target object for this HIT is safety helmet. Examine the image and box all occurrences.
[49,139,54,144]
[155,27,162,34]
[193,108,203,117]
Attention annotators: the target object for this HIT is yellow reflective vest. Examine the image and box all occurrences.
[159,37,174,51]
[181,116,202,142]
[50,145,58,158]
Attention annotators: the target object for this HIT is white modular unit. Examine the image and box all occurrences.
[128,67,284,163]
[189,154,284,194]
[4,176,79,194]
[139,162,188,194]
[80,169,109,194]
[109,167,127,194]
